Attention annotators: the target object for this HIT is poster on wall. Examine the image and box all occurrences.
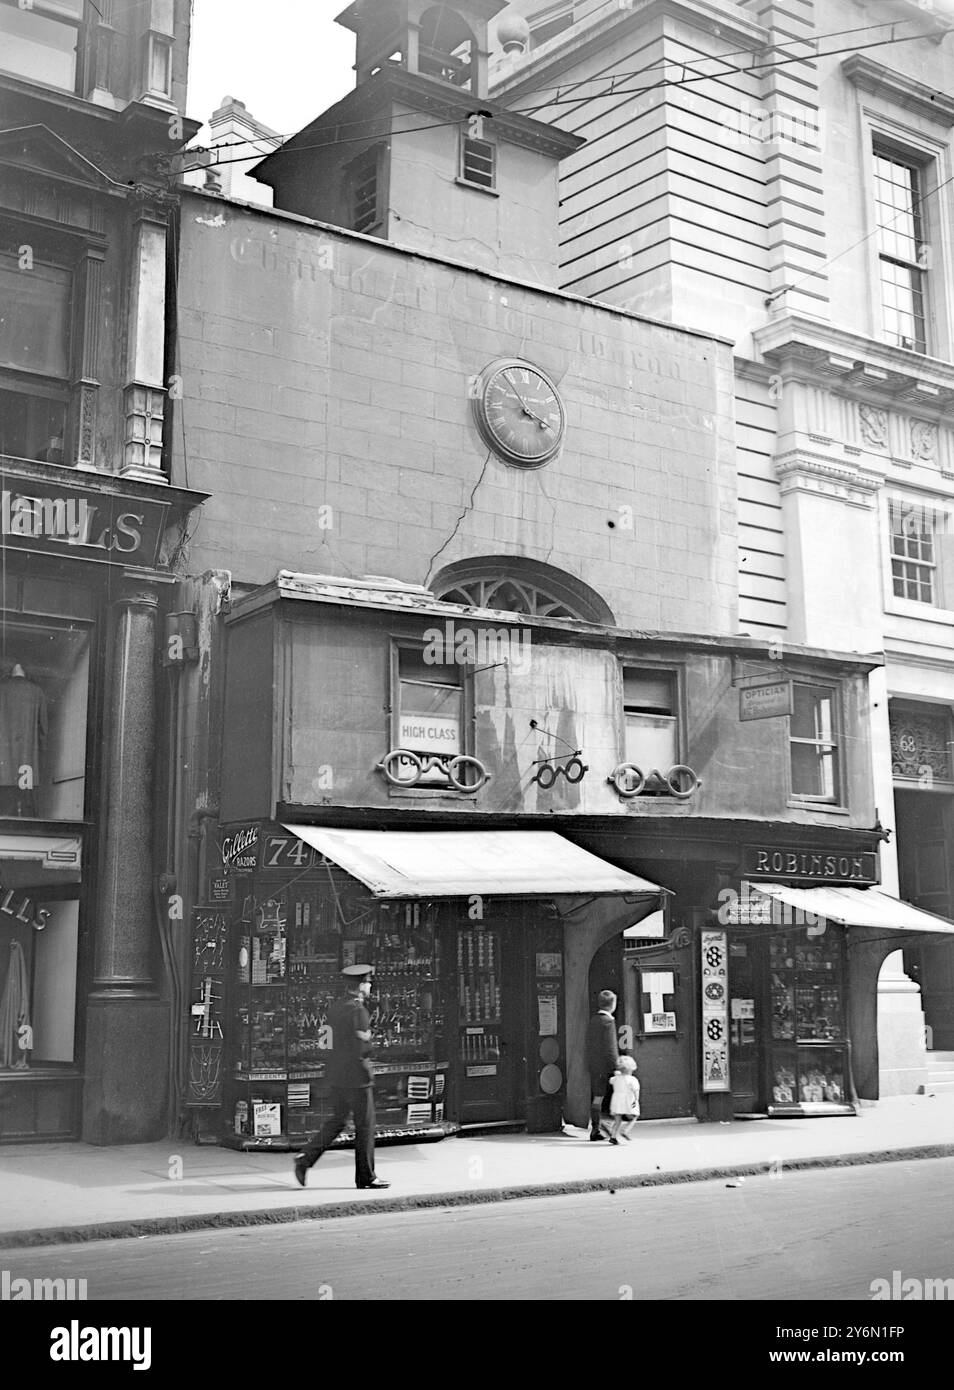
[701,929,730,1092]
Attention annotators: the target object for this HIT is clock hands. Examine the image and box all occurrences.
[503,372,553,430]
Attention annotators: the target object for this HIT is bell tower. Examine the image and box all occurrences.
[339,0,505,94]
[251,0,583,285]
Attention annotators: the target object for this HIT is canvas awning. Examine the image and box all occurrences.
[727,882,954,935]
[282,825,668,902]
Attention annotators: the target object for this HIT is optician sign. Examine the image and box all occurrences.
[739,680,792,721]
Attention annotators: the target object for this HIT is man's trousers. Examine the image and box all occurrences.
[300,1085,376,1186]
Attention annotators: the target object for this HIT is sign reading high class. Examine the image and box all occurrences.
[743,846,878,883]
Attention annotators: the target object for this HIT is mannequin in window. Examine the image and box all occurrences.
[36,433,64,465]
[0,662,47,817]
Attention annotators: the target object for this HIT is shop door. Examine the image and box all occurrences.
[622,952,694,1118]
[449,919,523,1125]
[728,935,759,1113]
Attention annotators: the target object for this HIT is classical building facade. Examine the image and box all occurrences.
[0,0,206,1143]
[490,0,954,1085]
[157,0,947,1145]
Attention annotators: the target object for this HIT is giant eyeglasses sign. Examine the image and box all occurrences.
[701,930,730,1092]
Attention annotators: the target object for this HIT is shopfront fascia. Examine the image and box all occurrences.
[716,857,954,1118]
[191,822,666,1147]
[0,460,207,1143]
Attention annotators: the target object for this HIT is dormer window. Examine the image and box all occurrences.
[460,134,496,190]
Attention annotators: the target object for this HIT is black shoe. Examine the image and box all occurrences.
[589,1131,607,1141]
[293,1155,309,1188]
[609,1136,619,1145]
[357,1178,390,1189]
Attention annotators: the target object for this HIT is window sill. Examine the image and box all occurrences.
[786,800,850,816]
[455,178,499,197]
[885,597,954,625]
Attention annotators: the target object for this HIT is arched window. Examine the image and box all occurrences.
[432,558,614,624]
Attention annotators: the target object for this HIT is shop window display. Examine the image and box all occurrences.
[768,927,848,1110]
[228,865,446,1147]
[0,622,89,820]
[0,871,81,1073]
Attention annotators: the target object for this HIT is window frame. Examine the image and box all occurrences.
[618,663,683,772]
[346,144,386,236]
[0,0,88,97]
[872,146,927,353]
[0,214,106,470]
[388,638,474,794]
[881,493,954,623]
[860,109,953,359]
[458,132,498,194]
[787,680,843,807]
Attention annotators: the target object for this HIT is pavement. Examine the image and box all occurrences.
[1,1092,953,1249]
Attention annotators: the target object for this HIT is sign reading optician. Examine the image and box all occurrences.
[739,680,792,721]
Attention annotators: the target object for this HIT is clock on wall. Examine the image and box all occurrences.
[471,357,567,468]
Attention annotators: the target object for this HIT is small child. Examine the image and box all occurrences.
[608,1055,640,1143]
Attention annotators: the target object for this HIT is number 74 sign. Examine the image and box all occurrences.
[262,835,314,868]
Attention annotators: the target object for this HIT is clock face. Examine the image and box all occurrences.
[472,358,566,467]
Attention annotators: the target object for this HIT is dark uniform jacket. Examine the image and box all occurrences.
[586,1010,619,1078]
[325,997,374,1088]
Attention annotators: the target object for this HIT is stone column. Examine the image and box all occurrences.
[83,577,170,1144]
[876,950,928,1096]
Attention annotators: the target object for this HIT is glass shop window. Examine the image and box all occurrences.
[395,648,463,787]
[0,251,72,463]
[0,621,90,820]
[623,669,677,772]
[790,683,840,803]
[0,872,81,1072]
[0,0,85,93]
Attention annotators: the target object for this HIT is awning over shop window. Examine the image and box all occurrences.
[728,882,954,935]
[282,826,668,902]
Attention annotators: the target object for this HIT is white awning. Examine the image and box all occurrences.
[283,826,667,901]
[727,882,954,935]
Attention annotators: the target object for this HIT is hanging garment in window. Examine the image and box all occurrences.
[0,939,31,1069]
[0,672,48,788]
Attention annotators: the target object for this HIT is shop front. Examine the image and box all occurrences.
[190,823,664,1146]
[718,847,954,1117]
[0,463,205,1143]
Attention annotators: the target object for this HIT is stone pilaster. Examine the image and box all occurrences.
[83,578,169,1144]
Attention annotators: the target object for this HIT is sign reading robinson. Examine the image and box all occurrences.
[743,846,878,883]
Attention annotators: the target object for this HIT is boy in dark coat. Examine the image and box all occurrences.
[585,989,619,1141]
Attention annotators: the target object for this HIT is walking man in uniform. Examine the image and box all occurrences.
[293,964,390,1189]
[586,988,619,1141]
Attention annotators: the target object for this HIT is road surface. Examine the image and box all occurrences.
[4,1157,953,1301]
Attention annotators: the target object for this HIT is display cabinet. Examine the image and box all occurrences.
[226,873,449,1149]
[767,927,850,1112]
